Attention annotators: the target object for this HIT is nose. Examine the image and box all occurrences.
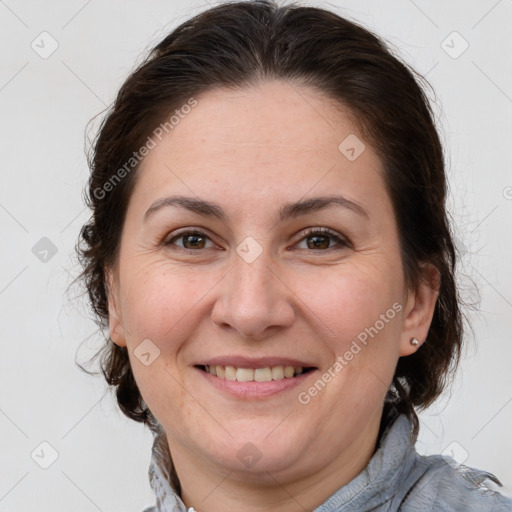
[210,251,296,341]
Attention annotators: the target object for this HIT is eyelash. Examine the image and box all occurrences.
[163,227,350,253]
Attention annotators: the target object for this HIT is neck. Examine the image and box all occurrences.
[168,407,384,512]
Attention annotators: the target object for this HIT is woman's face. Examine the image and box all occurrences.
[107,80,436,490]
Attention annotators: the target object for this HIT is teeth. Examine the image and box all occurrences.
[202,364,308,381]
[284,366,295,378]
[225,366,236,381]
[254,367,272,382]
[271,366,284,380]
[236,368,254,382]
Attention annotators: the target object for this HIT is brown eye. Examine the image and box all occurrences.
[165,230,213,250]
[295,228,349,251]
[306,234,330,250]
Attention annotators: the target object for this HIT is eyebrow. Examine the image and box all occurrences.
[144,194,369,222]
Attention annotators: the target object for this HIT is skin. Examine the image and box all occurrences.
[107,80,439,512]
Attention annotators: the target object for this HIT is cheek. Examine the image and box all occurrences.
[294,270,403,416]
[293,267,401,349]
[120,267,200,428]
[120,266,201,341]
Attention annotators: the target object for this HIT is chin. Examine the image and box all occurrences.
[201,425,308,476]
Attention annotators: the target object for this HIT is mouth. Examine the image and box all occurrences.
[194,363,318,399]
[196,364,316,382]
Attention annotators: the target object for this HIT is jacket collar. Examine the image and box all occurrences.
[147,406,417,512]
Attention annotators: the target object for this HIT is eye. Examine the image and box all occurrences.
[294,228,350,251]
[164,230,216,251]
[164,227,349,253]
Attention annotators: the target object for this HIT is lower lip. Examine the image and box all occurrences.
[195,367,317,399]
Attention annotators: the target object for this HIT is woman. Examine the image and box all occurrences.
[76,1,512,510]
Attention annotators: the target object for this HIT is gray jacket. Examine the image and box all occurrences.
[142,409,512,511]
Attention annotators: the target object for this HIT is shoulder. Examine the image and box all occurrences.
[401,452,512,511]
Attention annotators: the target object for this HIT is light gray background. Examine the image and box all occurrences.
[1,0,511,510]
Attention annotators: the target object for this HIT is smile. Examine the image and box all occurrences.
[199,364,315,382]
[195,363,318,399]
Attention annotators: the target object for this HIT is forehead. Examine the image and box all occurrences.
[132,80,386,216]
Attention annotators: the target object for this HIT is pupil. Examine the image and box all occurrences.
[185,234,204,249]
[308,235,329,250]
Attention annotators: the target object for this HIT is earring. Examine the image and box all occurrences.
[410,337,420,346]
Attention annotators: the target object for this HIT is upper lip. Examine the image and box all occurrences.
[197,356,317,369]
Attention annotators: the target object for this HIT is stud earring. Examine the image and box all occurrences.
[410,337,420,346]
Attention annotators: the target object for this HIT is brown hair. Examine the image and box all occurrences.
[76,0,463,445]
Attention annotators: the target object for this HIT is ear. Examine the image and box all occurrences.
[105,265,127,348]
[399,263,440,357]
